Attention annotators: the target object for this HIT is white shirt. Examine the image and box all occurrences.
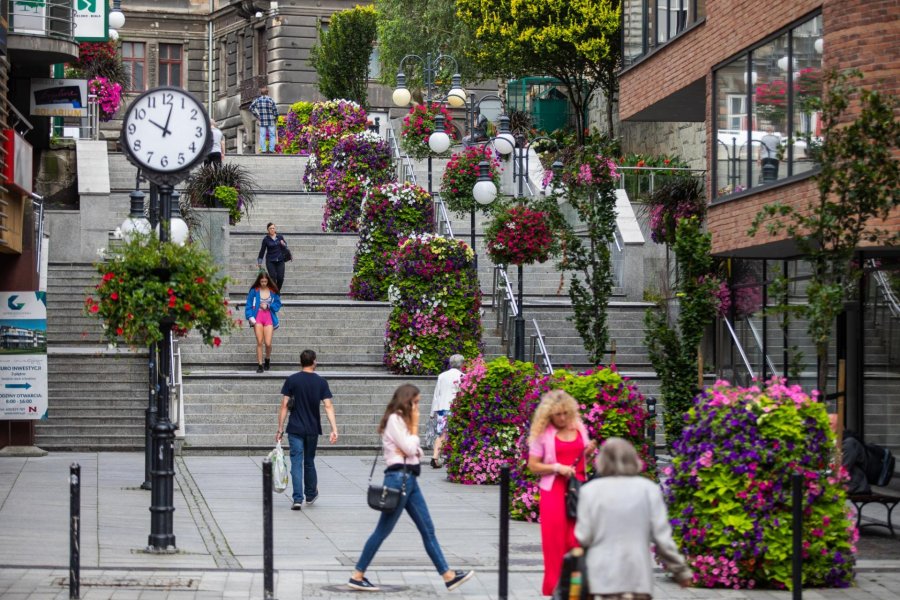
[210,127,223,154]
[574,476,692,595]
[382,413,421,467]
[432,367,462,413]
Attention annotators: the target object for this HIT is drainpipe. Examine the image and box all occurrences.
[207,0,214,113]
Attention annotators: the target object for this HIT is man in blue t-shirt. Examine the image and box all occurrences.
[276,349,338,510]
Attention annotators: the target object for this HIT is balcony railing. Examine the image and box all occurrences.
[7,0,75,41]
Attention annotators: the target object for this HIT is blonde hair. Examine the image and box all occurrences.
[528,390,579,444]
[594,437,642,476]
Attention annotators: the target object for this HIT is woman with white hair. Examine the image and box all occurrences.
[575,437,692,598]
[429,354,465,468]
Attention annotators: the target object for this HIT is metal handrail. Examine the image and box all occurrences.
[745,317,779,377]
[8,0,75,41]
[29,192,44,276]
[871,261,900,319]
[530,318,554,374]
[723,317,756,380]
[386,123,417,187]
[171,337,185,438]
[435,194,454,239]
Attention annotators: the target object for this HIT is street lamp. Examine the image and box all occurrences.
[471,156,499,273]
[392,53,465,107]
[508,135,563,361]
[109,0,126,31]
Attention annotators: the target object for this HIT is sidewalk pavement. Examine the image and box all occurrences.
[0,452,898,599]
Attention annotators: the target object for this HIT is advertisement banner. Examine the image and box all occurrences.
[73,0,108,42]
[10,0,46,36]
[30,78,88,118]
[0,292,48,420]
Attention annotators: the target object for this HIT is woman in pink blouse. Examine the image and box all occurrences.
[348,384,474,593]
[527,389,597,596]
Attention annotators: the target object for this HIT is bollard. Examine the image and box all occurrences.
[499,464,510,599]
[646,396,657,460]
[69,463,81,599]
[792,473,802,600]
[263,458,276,599]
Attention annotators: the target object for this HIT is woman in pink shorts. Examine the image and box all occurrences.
[245,271,282,373]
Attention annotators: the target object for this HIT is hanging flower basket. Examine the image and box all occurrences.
[85,235,238,347]
[439,145,502,216]
[302,99,368,190]
[89,76,123,122]
[485,205,553,266]
[400,102,458,160]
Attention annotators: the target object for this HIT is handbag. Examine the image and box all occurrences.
[366,450,407,512]
[282,245,293,262]
[565,453,583,520]
[424,413,438,449]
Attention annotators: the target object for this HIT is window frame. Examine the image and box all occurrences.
[121,41,147,92]
[158,43,183,88]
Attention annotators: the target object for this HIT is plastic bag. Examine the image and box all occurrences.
[267,441,289,493]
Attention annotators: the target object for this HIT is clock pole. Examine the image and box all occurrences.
[148,183,177,552]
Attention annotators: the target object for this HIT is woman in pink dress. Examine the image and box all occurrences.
[527,390,596,596]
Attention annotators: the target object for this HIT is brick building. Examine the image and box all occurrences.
[619,1,900,451]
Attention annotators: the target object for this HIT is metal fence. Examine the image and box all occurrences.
[7,0,74,41]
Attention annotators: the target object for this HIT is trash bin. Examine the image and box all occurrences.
[760,157,779,182]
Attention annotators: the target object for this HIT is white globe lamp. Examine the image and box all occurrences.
[428,114,451,154]
[493,115,515,156]
[473,161,497,206]
[447,74,466,108]
[392,72,412,107]
[109,10,126,30]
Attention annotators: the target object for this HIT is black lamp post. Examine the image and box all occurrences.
[508,136,563,362]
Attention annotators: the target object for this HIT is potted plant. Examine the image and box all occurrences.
[183,163,258,225]
[400,102,458,160]
[276,101,314,155]
[439,145,502,216]
[85,234,238,347]
[485,205,554,266]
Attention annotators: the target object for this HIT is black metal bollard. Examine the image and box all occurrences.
[646,396,657,460]
[499,464,510,599]
[69,463,81,599]
[263,458,276,599]
[792,473,802,599]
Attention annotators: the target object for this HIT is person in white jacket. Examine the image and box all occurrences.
[348,384,475,593]
[430,354,464,468]
[575,438,693,598]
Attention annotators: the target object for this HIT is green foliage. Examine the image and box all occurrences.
[309,5,378,106]
[212,186,241,225]
[440,144,502,216]
[183,163,258,227]
[456,0,622,141]
[85,235,236,347]
[749,70,900,391]
[645,217,719,448]
[373,0,481,96]
[68,41,127,88]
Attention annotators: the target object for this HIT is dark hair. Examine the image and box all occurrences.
[300,349,316,367]
[252,271,279,294]
[266,222,275,230]
[377,384,420,434]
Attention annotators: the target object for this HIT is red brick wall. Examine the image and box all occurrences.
[619,1,820,121]
[621,0,900,255]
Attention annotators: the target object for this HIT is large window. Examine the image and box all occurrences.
[622,0,705,67]
[122,42,146,92]
[713,13,823,199]
[159,44,183,87]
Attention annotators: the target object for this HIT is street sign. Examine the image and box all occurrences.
[0,292,48,420]
[73,0,108,42]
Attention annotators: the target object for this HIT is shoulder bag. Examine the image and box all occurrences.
[366,450,407,512]
[280,237,293,262]
[565,453,583,520]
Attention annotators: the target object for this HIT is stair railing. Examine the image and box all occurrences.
[492,265,555,373]
[745,317,779,377]
[434,193,454,238]
[531,318,554,375]
[717,316,757,387]
[386,122,417,187]
[869,259,900,366]
[171,337,185,439]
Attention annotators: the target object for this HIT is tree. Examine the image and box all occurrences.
[455,0,622,142]
[373,0,480,98]
[309,5,378,106]
[749,70,900,393]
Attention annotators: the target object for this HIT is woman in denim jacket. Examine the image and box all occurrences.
[245,271,281,373]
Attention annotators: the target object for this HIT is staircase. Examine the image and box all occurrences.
[36,150,663,453]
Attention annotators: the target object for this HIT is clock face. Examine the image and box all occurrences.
[121,87,211,175]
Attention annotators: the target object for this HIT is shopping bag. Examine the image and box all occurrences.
[267,441,289,493]
[424,413,438,449]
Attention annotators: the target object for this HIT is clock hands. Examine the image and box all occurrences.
[147,105,174,137]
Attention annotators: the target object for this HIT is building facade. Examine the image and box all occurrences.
[618,0,900,452]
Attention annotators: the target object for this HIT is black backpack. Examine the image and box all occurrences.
[862,441,896,487]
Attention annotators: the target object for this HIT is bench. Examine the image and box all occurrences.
[848,492,900,537]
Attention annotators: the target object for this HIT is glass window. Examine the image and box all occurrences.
[219,39,227,94]
[159,44,183,87]
[713,12,824,199]
[714,57,750,196]
[368,44,381,80]
[122,41,146,92]
[623,0,705,67]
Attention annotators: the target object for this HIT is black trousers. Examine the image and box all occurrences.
[266,259,285,293]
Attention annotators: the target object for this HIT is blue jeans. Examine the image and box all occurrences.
[287,433,318,503]
[259,125,277,152]
[355,471,449,575]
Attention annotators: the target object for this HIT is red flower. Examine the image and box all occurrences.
[102,272,115,282]
[90,304,100,313]
[637,159,646,167]
[110,292,119,300]
[116,327,124,335]
[168,296,177,308]
[195,277,205,284]
[167,288,175,296]
[183,302,192,312]
[213,337,221,347]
